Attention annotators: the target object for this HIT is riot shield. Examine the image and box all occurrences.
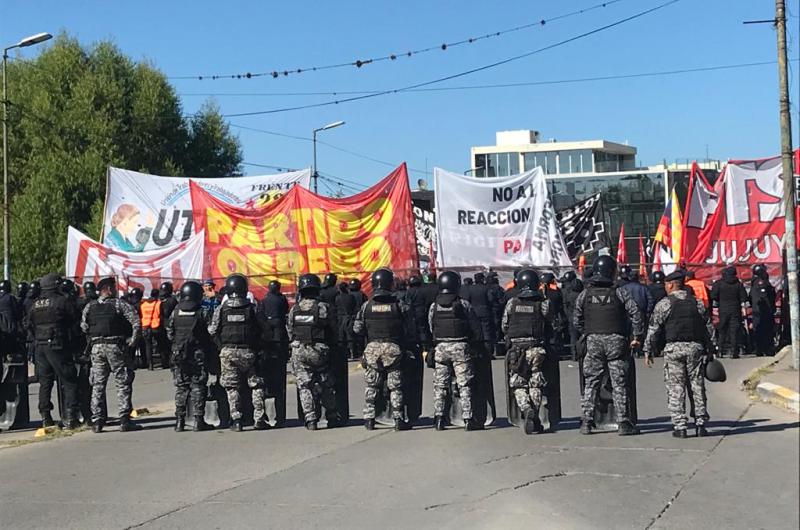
[0,355,30,430]
[506,348,561,431]
[331,346,349,425]
[374,350,424,426]
[262,348,288,428]
[448,345,495,427]
[578,353,637,430]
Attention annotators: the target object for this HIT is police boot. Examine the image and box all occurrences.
[672,428,688,439]
[175,416,185,432]
[617,420,640,436]
[364,418,376,431]
[254,419,271,431]
[464,418,484,431]
[63,416,80,431]
[434,416,446,431]
[120,417,143,432]
[193,416,212,432]
[523,409,544,435]
[305,420,318,431]
[394,418,411,431]
[695,425,708,438]
[92,421,104,434]
[230,419,243,432]
[326,416,342,429]
[41,411,56,428]
[580,420,593,435]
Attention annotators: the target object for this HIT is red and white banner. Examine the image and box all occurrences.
[65,226,205,295]
[681,162,719,264]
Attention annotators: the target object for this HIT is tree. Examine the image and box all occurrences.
[0,35,243,281]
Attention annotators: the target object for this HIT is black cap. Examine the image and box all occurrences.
[97,277,116,292]
[664,271,686,283]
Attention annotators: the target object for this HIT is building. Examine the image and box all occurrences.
[469,130,721,264]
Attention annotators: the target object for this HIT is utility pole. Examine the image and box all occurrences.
[775,0,798,369]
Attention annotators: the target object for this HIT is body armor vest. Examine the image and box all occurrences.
[583,287,626,335]
[665,296,706,343]
[364,300,404,343]
[219,303,255,346]
[292,301,327,344]
[87,300,128,338]
[506,298,546,343]
[433,300,470,341]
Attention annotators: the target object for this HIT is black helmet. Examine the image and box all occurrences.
[16,281,28,299]
[349,278,362,291]
[268,280,281,295]
[619,265,632,281]
[29,280,41,298]
[180,281,203,304]
[437,270,461,294]
[487,271,500,285]
[371,268,394,293]
[561,271,576,283]
[60,278,76,295]
[82,281,96,292]
[96,277,115,293]
[39,273,61,292]
[0,279,11,293]
[474,272,486,284]
[516,269,540,295]
[160,281,174,296]
[322,273,337,289]
[651,271,665,284]
[225,274,248,298]
[463,277,474,286]
[298,273,321,296]
[409,275,422,287]
[752,264,768,280]
[128,287,143,301]
[704,358,727,383]
[593,255,617,281]
[541,272,555,284]
[722,266,737,279]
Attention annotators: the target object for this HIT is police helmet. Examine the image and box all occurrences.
[473,272,486,284]
[298,273,322,296]
[16,281,28,299]
[225,274,248,298]
[592,255,617,281]
[322,273,337,289]
[752,264,768,280]
[40,273,61,292]
[268,280,281,295]
[619,265,632,281]
[180,281,203,304]
[437,270,461,295]
[704,358,727,383]
[160,281,174,296]
[371,268,394,293]
[128,287,143,301]
[0,279,11,293]
[651,270,665,284]
[561,271,576,283]
[516,269,540,294]
[60,278,76,295]
[541,272,555,284]
[409,275,422,287]
[349,278,362,291]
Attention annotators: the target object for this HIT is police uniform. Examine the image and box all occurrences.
[749,274,776,357]
[80,291,140,428]
[710,268,748,358]
[208,298,267,426]
[287,298,338,426]
[644,281,714,435]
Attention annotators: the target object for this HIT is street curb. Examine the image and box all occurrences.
[740,346,790,391]
[755,382,800,413]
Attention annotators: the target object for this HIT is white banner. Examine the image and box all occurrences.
[433,168,572,268]
[66,226,205,295]
[102,167,311,251]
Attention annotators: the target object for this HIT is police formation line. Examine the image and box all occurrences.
[1,256,774,438]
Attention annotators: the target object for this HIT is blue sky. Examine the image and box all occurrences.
[3,0,799,190]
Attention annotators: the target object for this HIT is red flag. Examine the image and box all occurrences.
[652,242,662,272]
[616,223,627,264]
[577,254,585,277]
[638,233,646,279]
[428,239,437,276]
[681,162,718,263]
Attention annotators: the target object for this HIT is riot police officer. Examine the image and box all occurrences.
[644,271,715,437]
[159,282,178,367]
[80,277,141,432]
[407,275,432,353]
[287,274,339,430]
[561,271,584,360]
[502,270,553,434]
[258,280,290,427]
[428,271,483,431]
[574,256,644,435]
[462,272,497,359]
[26,274,80,429]
[166,281,215,432]
[710,267,748,358]
[648,271,668,305]
[348,278,366,358]
[353,268,417,431]
[208,274,267,432]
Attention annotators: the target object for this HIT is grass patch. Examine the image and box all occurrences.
[743,365,774,397]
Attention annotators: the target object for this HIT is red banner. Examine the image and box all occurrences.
[190,164,418,297]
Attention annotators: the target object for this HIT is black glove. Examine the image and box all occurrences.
[425,350,436,369]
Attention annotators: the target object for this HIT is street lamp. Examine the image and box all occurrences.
[3,32,52,281]
[312,120,345,194]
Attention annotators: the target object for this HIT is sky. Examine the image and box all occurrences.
[3,0,799,191]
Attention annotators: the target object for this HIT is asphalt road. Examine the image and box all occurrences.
[0,356,797,530]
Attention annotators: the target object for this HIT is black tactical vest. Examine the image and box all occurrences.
[31,295,66,344]
[506,298,546,343]
[665,295,706,343]
[292,301,327,344]
[219,303,255,346]
[433,300,470,341]
[87,300,128,338]
[364,300,404,343]
[172,303,203,351]
[717,280,743,311]
[583,287,626,335]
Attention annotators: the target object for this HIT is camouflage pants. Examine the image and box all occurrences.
[363,341,404,420]
[172,362,208,418]
[90,343,135,423]
[663,342,708,429]
[433,341,474,419]
[581,334,630,424]
[291,343,337,423]
[508,344,547,414]
[219,346,266,422]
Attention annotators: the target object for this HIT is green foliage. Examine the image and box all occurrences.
[1,34,243,281]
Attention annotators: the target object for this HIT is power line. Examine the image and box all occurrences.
[220,0,682,118]
[241,161,299,172]
[182,59,796,98]
[168,0,627,81]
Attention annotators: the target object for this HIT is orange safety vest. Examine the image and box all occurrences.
[140,299,162,329]
[687,279,709,308]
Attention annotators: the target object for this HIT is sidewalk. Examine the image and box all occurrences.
[746,346,800,413]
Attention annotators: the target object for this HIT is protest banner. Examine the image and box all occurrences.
[65,226,205,295]
[191,164,417,297]
[433,167,572,269]
[102,167,311,252]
